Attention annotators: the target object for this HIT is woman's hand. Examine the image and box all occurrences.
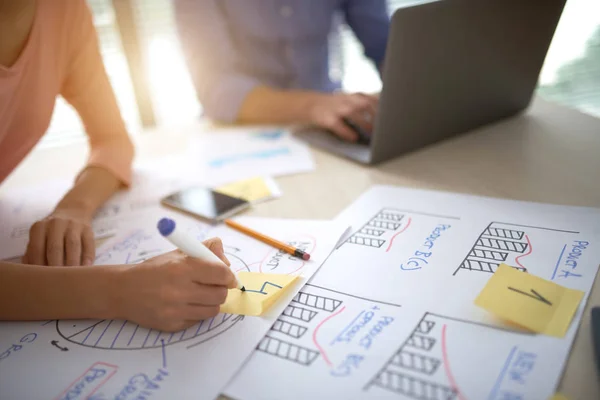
[114,240,236,332]
[23,207,95,266]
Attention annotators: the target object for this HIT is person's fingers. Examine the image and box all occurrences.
[25,221,47,265]
[46,219,68,266]
[188,259,236,286]
[351,93,378,119]
[162,320,197,333]
[327,117,358,142]
[347,111,373,134]
[183,305,221,322]
[81,226,95,266]
[187,284,229,306]
[65,224,83,266]
[203,237,231,266]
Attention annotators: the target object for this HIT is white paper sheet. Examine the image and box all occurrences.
[186,128,315,186]
[225,185,600,400]
[0,212,347,400]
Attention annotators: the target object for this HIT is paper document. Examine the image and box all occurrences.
[187,128,315,185]
[226,185,600,400]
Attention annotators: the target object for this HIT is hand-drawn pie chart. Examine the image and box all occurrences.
[56,313,243,350]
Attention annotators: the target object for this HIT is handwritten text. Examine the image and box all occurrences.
[55,362,118,400]
[401,224,451,270]
[114,369,169,400]
[558,240,590,279]
[0,333,37,364]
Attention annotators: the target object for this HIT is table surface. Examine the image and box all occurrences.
[3,97,600,399]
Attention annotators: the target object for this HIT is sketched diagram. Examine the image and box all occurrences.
[56,313,244,351]
[256,285,344,366]
[365,313,542,400]
[454,222,579,275]
[343,209,409,250]
[256,284,402,369]
[343,208,459,252]
[366,313,456,399]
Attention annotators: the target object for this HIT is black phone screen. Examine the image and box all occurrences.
[161,187,249,221]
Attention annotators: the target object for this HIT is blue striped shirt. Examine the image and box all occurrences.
[174,0,390,122]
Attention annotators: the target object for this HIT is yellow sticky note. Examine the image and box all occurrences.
[474,264,584,337]
[220,272,298,316]
[548,393,569,400]
[215,177,277,203]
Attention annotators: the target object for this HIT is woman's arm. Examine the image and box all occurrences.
[0,261,120,321]
[23,0,134,266]
[3,240,237,332]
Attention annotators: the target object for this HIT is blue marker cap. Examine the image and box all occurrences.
[157,218,176,237]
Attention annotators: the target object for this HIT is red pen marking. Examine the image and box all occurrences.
[386,217,412,252]
[312,306,346,366]
[257,248,274,273]
[286,234,317,275]
[441,325,466,400]
[53,361,118,400]
[515,234,532,270]
[258,234,317,275]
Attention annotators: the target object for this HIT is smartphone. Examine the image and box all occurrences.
[161,187,250,223]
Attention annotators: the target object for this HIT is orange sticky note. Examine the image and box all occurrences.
[475,264,584,337]
[220,272,298,316]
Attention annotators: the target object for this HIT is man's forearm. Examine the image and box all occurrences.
[237,86,324,125]
[55,166,123,219]
[0,262,122,321]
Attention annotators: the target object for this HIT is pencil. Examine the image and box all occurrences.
[224,219,311,261]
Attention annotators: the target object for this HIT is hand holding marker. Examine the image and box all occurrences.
[158,218,245,292]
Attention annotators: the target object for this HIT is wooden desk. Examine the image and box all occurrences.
[3,97,599,398]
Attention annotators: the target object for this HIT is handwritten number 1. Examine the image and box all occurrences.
[507,287,553,306]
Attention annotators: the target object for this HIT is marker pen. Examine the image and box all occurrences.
[157,218,245,291]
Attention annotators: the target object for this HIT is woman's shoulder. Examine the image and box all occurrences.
[39,0,94,40]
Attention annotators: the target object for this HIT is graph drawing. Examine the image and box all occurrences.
[256,286,344,366]
[454,222,579,275]
[366,313,457,400]
[56,313,244,351]
[343,208,458,251]
[255,284,402,370]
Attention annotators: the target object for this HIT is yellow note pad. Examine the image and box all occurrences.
[220,272,298,316]
[215,177,277,203]
[474,264,584,337]
[548,393,569,400]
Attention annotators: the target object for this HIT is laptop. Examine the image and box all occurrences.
[293,0,566,164]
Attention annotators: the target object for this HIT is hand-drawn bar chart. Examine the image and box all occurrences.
[366,313,457,399]
[342,208,459,253]
[453,222,580,276]
[343,209,407,249]
[365,312,546,400]
[256,287,343,366]
[56,313,243,351]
